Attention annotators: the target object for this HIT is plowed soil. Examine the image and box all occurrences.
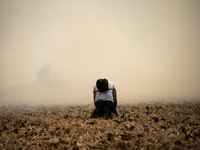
[0,99,200,149]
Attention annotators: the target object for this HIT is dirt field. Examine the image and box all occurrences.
[0,99,200,149]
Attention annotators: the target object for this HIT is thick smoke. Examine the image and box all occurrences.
[0,0,200,106]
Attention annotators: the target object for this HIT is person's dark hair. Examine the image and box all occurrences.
[96,78,109,92]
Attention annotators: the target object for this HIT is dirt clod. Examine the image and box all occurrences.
[0,99,200,149]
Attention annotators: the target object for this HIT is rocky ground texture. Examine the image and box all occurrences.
[0,99,200,150]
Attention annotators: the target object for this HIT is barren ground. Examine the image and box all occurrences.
[0,99,200,150]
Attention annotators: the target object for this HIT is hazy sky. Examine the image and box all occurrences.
[0,0,200,104]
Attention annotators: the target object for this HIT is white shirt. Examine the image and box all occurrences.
[93,81,116,103]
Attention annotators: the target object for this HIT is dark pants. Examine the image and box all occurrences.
[94,101,118,117]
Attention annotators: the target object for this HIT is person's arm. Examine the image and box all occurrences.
[113,89,117,107]
[93,91,96,105]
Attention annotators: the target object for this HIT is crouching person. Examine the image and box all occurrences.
[90,78,118,119]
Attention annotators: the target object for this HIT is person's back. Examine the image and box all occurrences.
[90,78,118,119]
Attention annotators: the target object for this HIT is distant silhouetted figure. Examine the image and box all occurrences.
[90,78,118,119]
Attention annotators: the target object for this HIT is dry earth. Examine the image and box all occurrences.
[0,99,200,150]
